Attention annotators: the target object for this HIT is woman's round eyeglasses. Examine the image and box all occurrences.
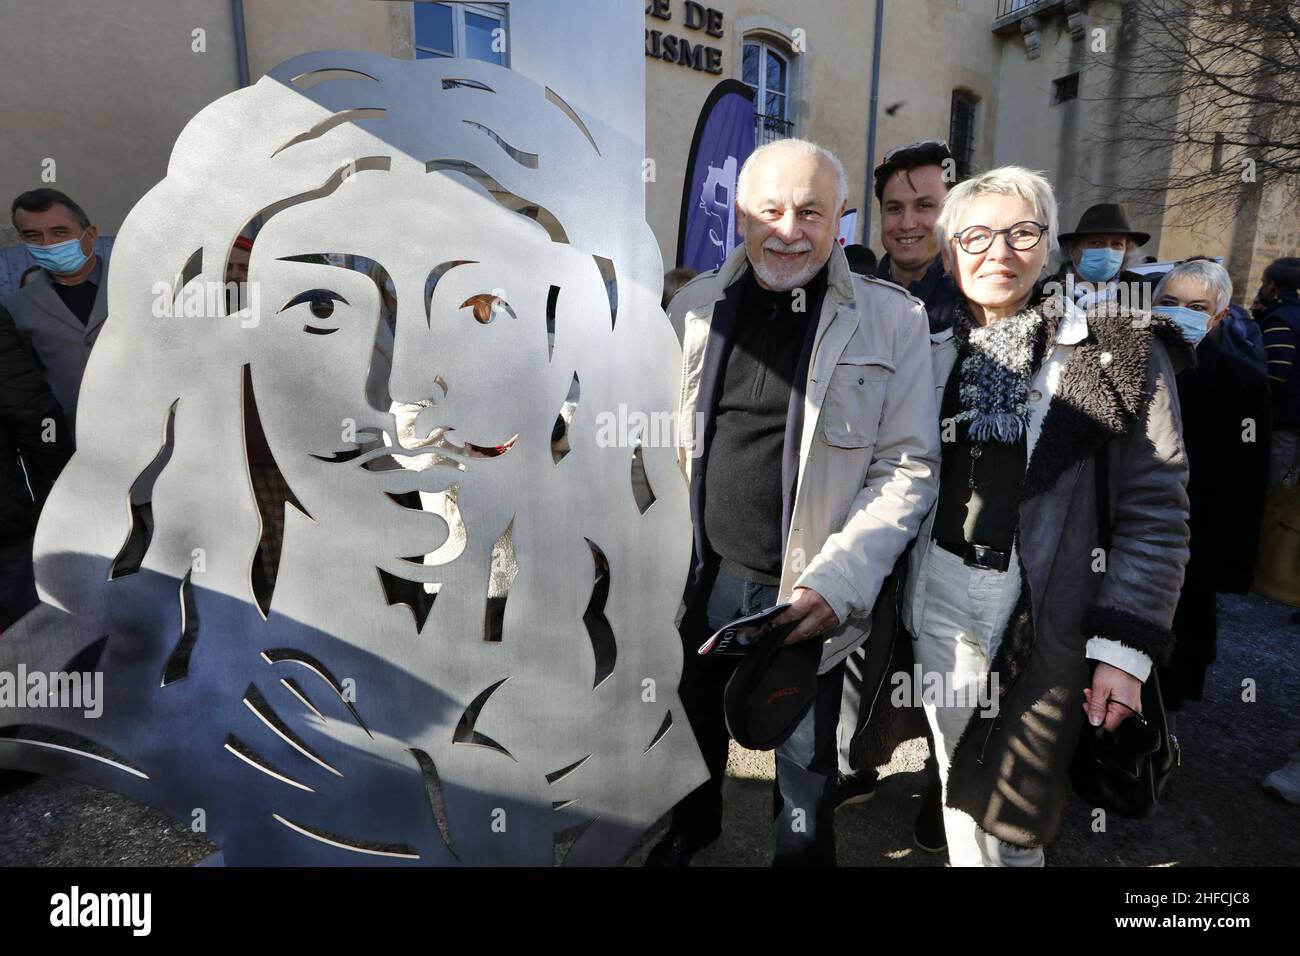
[952,221,1049,255]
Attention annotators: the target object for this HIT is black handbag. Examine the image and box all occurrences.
[1069,444,1181,819]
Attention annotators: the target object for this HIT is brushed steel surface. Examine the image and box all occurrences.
[0,46,705,866]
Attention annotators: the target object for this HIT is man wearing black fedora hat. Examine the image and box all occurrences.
[1051,202,1154,311]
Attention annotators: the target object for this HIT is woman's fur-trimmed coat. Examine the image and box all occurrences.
[929,302,1192,848]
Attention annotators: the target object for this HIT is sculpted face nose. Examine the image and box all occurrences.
[386,293,444,408]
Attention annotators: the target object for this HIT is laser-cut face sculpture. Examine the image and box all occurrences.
[248,164,595,528]
[0,53,705,866]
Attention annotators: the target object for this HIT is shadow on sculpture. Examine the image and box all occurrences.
[0,51,704,865]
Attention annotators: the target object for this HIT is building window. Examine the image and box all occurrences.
[1211,132,1226,173]
[413,2,508,65]
[742,38,793,145]
[949,90,978,179]
[1051,73,1079,105]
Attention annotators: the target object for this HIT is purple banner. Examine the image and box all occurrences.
[677,79,756,272]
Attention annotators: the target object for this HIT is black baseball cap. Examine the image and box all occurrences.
[723,622,821,751]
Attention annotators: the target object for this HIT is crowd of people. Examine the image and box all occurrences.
[652,137,1299,866]
[1,134,1298,865]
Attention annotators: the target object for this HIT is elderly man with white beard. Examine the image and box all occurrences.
[647,139,940,866]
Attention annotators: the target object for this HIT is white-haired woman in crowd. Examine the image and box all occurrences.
[1150,259,1271,731]
[899,166,1193,865]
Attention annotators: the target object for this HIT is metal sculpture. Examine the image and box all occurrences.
[0,51,705,865]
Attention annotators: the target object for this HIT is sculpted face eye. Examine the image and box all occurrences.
[460,293,517,325]
[280,288,349,332]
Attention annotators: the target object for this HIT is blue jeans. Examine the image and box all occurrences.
[773,656,845,866]
[675,567,845,865]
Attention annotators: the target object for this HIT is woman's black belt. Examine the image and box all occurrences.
[935,539,1012,572]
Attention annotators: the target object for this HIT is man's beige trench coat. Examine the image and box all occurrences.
[670,243,940,673]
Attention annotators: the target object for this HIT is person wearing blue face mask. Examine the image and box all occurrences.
[1051,203,1154,312]
[1,189,110,444]
[1156,303,1211,345]
[1150,260,1270,746]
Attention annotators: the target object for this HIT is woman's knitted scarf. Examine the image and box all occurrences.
[952,299,1049,444]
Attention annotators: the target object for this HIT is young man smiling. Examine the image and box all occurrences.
[873,140,960,334]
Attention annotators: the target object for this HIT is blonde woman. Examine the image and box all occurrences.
[901,167,1192,865]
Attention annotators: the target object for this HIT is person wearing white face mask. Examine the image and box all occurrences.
[1151,260,1270,739]
[900,167,1192,865]
[1052,202,1153,312]
[2,189,110,443]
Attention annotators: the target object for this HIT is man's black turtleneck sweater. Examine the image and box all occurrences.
[703,263,827,584]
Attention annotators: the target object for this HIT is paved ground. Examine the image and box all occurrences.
[2,593,1297,866]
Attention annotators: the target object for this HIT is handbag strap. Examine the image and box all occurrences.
[1094,441,1179,765]
[1095,442,1112,555]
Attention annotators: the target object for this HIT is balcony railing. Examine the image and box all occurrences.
[993,0,1062,33]
[755,112,793,146]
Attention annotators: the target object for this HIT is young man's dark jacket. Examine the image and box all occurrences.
[875,254,957,335]
[1261,290,1300,429]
